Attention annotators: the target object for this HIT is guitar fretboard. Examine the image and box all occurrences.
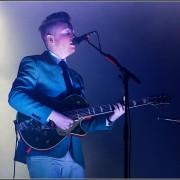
[63,104,114,120]
[128,97,153,108]
[62,96,158,120]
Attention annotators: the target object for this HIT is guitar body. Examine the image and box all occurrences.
[16,95,88,151]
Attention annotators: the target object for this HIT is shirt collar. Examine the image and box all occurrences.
[48,50,66,64]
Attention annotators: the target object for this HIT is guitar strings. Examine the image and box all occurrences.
[62,105,113,120]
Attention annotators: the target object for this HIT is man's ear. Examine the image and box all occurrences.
[47,34,54,43]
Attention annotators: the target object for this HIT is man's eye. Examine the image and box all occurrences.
[62,32,71,36]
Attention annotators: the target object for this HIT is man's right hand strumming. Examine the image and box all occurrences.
[49,110,73,130]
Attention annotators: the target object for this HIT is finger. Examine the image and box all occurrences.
[67,121,74,127]
[122,105,125,110]
[68,122,73,126]
[67,119,73,124]
[64,123,71,130]
[113,103,121,110]
[113,104,125,114]
[113,104,119,110]
[117,103,125,110]
[66,122,72,127]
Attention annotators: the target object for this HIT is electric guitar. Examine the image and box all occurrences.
[15,94,171,150]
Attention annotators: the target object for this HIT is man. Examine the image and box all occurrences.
[8,11,125,178]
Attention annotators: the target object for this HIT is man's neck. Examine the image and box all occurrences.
[48,50,66,64]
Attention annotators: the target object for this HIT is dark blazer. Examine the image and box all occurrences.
[8,51,111,168]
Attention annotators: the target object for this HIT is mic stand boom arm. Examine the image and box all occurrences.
[86,40,141,84]
[86,39,141,178]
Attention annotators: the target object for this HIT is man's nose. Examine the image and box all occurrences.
[71,33,75,39]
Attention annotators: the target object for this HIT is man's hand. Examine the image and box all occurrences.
[49,110,73,130]
[108,103,125,123]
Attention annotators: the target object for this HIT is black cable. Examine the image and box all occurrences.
[13,120,18,179]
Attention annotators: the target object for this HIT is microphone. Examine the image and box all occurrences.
[72,31,97,45]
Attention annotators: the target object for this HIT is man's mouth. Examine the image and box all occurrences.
[70,42,75,47]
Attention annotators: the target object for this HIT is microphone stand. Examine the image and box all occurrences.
[86,40,141,178]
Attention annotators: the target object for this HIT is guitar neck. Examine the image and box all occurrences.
[62,97,153,120]
[128,97,152,109]
[60,93,171,120]
[63,104,114,120]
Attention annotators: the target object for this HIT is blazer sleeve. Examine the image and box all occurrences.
[8,56,53,125]
[81,115,113,133]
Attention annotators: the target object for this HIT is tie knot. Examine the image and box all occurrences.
[58,60,68,69]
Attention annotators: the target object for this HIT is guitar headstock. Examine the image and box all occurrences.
[148,94,171,107]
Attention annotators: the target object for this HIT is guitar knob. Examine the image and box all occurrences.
[45,140,50,145]
[76,101,81,104]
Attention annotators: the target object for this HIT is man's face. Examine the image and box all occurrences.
[49,22,75,59]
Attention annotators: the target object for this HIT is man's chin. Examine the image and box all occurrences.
[69,49,76,56]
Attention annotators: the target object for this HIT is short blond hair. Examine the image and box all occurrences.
[39,12,73,44]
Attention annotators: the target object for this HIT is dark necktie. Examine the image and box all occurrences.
[58,60,73,95]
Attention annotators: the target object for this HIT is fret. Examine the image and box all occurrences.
[142,98,147,104]
[108,104,113,111]
[88,108,91,115]
[100,106,103,113]
[94,107,100,114]
[92,107,95,115]
[132,100,137,106]
[89,108,95,115]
